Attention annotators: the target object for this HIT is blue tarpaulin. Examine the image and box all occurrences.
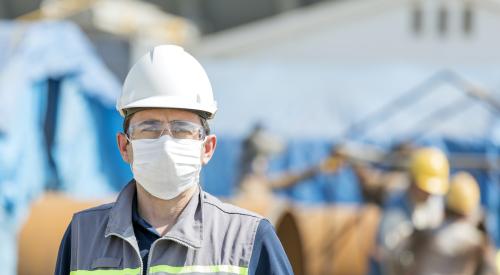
[0,21,129,274]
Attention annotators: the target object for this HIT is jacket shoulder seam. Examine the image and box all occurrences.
[203,200,263,219]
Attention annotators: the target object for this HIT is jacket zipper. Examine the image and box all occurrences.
[146,237,196,274]
[146,238,163,275]
[108,233,144,275]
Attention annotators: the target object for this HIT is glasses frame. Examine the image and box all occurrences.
[127,119,206,141]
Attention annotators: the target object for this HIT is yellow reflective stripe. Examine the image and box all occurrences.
[69,268,140,275]
[149,265,248,275]
[496,250,500,274]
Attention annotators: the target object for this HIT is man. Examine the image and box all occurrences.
[397,172,497,275]
[237,123,342,196]
[375,147,450,275]
[55,45,293,275]
[352,141,416,206]
[233,123,342,222]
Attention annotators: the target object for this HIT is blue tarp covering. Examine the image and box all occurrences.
[1,20,500,275]
[0,21,129,274]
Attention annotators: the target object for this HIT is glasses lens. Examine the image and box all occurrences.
[129,121,163,140]
[169,120,205,140]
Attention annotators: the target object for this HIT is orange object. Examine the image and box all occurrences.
[233,193,381,275]
[17,192,109,275]
[276,205,380,275]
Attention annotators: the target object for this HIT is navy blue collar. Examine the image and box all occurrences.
[132,193,161,237]
[107,181,203,249]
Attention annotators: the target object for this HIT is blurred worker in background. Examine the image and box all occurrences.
[388,172,497,275]
[55,45,293,275]
[353,141,416,206]
[375,147,450,275]
[234,123,343,215]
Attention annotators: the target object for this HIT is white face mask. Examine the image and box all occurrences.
[412,195,444,230]
[130,135,204,200]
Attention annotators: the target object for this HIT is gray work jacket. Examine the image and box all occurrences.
[69,181,263,275]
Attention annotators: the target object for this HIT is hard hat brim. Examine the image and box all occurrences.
[415,176,449,195]
[118,95,217,118]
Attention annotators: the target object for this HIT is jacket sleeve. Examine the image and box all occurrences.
[248,219,294,275]
[54,222,72,275]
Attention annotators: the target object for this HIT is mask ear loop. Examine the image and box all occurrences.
[195,136,209,189]
[201,135,209,151]
[124,132,134,170]
[200,135,210,169]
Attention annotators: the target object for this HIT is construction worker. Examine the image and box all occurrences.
[391,172,497,275]
[353,141,416,206]
[233,123,343,221]
[54,45,293,275]
[375,147,450,275]
[237,123,342,195]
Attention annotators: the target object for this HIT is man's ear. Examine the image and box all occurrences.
[202,135,217,165]
[117,132,132,163]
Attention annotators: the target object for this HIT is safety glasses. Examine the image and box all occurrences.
[127,120,206,141]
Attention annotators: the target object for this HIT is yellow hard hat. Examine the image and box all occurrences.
[446,172,480,215]
[410,147,450,195]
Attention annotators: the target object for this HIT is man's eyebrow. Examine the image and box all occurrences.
[134,119,163,127]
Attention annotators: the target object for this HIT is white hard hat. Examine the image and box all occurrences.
[117,45,217,118]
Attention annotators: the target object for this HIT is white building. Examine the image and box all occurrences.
[192,0,500,143]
